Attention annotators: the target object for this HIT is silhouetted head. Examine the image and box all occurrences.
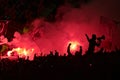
[92,34,96,40]
[69,43,71,45]
[101,35,105,40]
[80,46,82,49]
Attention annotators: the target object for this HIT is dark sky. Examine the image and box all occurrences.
[0,0,120,21]
[89,0,120,20]
[0,0,91,22]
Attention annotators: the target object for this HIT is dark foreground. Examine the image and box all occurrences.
[0,50,120,80]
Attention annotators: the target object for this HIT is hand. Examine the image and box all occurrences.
[85,34,88,36]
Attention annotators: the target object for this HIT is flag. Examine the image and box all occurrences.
[100,16,120,50]
[100,16,118,37]
[0,20,9,36]
[100,16,117,26]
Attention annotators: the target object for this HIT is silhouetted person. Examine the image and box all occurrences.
[97,35,105,44]
[75,46,82,56]
[85,34,105,55]
[27,56,29,60]
[64,53,66,56]
[55,50,59,56]
[67,43,72,56]
[34,53,37,60]
[79,46,82,55]
[99,47,104,53]
[49,51,53,57]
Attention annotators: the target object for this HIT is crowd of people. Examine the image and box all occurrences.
[0,34,120,80]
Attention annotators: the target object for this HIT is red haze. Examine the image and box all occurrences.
[2,0,120,60]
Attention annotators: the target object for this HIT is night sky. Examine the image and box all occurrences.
[0,0,91,22]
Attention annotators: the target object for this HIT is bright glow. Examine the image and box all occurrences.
[7,47,34,58]
[7,51,13,57]
[68,41,80,51]
[71,43,77,50]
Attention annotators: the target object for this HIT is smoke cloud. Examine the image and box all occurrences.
[2,0,120,60]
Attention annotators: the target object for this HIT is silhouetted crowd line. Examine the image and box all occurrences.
[0,34,120,80]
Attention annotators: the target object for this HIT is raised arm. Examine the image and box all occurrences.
[85,34,90,42]
[67,43,72,56]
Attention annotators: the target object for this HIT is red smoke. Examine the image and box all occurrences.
[1,1,120,60]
